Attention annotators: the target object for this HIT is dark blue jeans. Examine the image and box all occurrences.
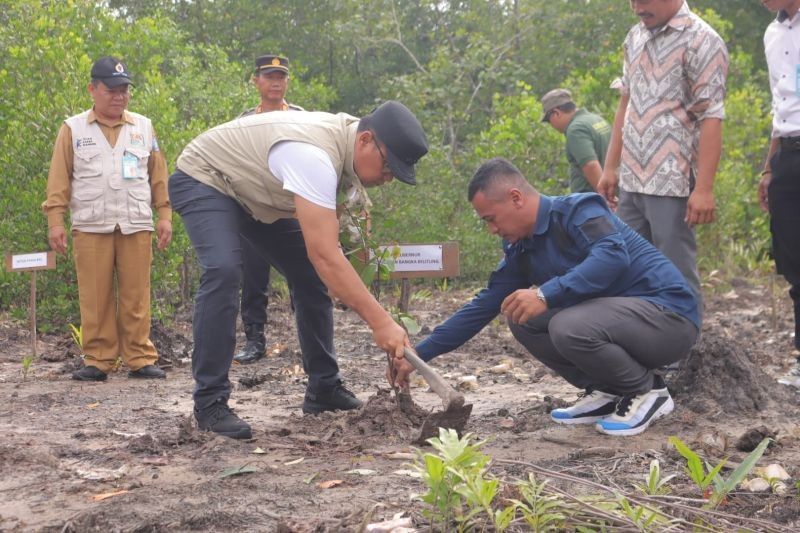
[169,170,340,408]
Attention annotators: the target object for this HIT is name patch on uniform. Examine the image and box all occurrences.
[129,132,145,147]
[579,216,616,242]
[75,137,96,148]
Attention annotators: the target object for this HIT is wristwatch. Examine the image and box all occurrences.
[536,287,547,306]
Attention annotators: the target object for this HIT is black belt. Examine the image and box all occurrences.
[780,136,800,151]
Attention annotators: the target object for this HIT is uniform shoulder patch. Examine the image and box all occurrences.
[578,216,616,241]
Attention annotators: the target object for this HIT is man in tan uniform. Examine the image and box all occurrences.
[169,101,427,439]
[44,56,172,381]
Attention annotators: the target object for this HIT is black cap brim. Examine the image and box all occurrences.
[385,149,416,186]
[98,77,134,88]
[258,67,288,74]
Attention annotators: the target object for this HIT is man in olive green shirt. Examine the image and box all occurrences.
[541,88,611,193]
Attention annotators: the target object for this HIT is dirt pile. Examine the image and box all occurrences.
[669,329,793,414]
[290,388,434,449]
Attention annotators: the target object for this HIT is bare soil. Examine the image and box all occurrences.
[1,277,800,532]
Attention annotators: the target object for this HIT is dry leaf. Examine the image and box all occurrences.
[284,457,304,466]
[317,479,343,489]
[252,447,267,454]
[392,469,422,478]
[384,452,415,460]
[141,456,169,466]
[91,489,130,501]
[86,402,100,409]
[346,468,376,476]
[219,465,258,478]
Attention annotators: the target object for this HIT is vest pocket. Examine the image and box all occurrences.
[124,148,150,180]
[71,187,105,224]
[74,149,103,179]
[127,188,153,223]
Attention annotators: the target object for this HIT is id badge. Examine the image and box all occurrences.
[122,152,139,179]
[796,64,800,97]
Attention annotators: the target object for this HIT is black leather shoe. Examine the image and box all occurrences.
[128,365,166,379]
[233,339,266,364]
[72,365,107,382]
[302,383,363,414]
[194,398,252,439]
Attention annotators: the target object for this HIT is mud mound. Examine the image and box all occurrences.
[150,320,191,369]
[669,330,793,414]
[304,389,432,448]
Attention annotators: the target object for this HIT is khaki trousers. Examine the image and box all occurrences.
[72,229,157,372]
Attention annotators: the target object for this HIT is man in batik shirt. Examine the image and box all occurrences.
[598,0,729,318]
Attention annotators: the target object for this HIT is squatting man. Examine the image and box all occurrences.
[392,158,700,436]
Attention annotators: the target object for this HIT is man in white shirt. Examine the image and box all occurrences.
[760,0,800,365]
[168,101,428,439]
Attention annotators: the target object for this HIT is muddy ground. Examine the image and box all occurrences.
[1,276,800,531]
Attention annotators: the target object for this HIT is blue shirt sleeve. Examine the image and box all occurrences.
[415,255,529,361]
[539,198,630,308]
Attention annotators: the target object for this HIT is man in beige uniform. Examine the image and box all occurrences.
[44,56,172,381]
[169,101,427,439]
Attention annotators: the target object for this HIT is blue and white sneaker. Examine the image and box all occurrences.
[595,378,674,436]
[550,389,619,425]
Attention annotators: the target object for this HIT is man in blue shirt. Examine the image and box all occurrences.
[391,158,699,436]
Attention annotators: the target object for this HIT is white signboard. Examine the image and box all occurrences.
[11,252,49,270]
[376,244,443,272]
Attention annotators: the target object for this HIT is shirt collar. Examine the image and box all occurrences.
[777,9,799,23]
[256,100,289,113]
[513,194,552,251]
[88,108,134,126]
[646,1,691,35]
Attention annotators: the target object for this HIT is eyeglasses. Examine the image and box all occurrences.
[544,109,556,123]
[373,138,392,175]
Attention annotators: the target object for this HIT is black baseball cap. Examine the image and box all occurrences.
[255,54,289,74]
[90,56,134,88]
[366,101,428,185]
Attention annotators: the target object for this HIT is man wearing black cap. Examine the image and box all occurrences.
[234,54,305,366]
[168,101,428,439]
[44,56,172,381]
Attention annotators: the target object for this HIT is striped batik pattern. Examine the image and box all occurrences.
[619,2,729,197]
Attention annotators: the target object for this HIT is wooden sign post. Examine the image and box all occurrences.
[372,242,460,313]
[5,251,56,358]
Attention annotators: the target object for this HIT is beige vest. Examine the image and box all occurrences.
[176,111,360,223]
[66,110,154,234]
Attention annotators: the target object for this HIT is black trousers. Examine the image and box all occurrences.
[240,238,271,328]
[768,144,800,350]
[169,170,341,408]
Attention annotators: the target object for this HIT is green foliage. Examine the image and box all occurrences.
[0,0,778,322]
[509,474,566,530]
[634,459,676,496]
[69,323,82,351]
[21,353,34,380]
[413,428,495,529]
[669,435,772,508]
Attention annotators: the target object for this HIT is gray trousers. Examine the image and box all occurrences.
[509,298,698,395]
[617,192,702,312]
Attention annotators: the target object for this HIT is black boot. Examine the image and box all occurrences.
[233,323,266,364]
[194,398,252,439]
[302,382,363,414]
